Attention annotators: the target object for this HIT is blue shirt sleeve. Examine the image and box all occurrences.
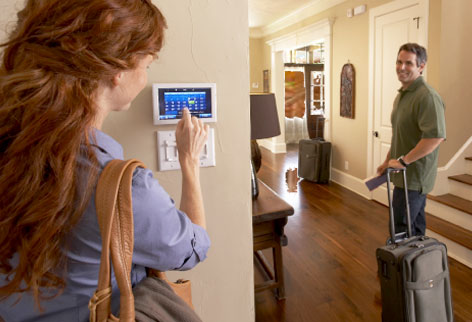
[131,166,210,271]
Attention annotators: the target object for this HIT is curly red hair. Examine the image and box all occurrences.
[0,0,166,308]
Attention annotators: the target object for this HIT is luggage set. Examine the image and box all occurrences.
[376,168,454,322]
[298,138,331,183]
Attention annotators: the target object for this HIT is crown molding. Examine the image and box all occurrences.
[265,18,333,52]
[254,0,346,38]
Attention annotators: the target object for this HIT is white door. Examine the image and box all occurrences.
[370,0,428,204]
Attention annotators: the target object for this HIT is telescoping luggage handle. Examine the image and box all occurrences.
[386,168,412,244]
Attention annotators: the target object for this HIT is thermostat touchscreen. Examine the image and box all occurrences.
[159,88,211,121]
[153,83,216,124]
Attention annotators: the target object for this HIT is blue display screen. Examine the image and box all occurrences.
[158,87,213,121]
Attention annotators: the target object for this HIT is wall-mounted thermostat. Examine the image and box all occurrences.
[152,83,217,125]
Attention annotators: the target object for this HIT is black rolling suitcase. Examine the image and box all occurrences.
[298,139,331,183]
[376,168,453,322]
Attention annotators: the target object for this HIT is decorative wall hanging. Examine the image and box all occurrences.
[340,63,355,119]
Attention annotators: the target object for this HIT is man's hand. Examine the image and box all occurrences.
[377,159,406,176]
[376,161,388,176]
[387,158,405,170]
[376,137,444,176]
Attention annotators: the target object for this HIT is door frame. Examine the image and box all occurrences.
[366,0,429,199]
[265,18,333,153]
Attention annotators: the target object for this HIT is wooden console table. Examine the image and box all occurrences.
[252,180,294,299]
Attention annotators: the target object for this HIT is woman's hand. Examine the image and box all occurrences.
[175,108,208,228]
[175,108,209,170]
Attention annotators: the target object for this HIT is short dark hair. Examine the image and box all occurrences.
[398,43,427,67]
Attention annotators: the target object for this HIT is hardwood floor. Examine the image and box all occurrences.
[254,144,472,322]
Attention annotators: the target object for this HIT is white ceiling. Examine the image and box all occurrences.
[248,0,318,28]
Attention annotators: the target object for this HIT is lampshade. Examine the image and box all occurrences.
[250,93,281,140]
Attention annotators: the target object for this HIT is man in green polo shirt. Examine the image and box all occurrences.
[377,43,446,236]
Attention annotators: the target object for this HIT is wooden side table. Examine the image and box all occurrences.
[252,180,294,299]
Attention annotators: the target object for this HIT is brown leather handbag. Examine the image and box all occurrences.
[89,159,195,322]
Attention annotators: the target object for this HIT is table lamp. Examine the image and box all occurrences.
[250,93,281,199]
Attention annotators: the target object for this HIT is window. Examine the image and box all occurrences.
[310,71,324,115]
[283,42,325,115]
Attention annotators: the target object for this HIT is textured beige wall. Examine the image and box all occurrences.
[0,2,21,42]
[250,0,461,182]
[104,1,254,321]
[330,2,373,179]
[426,0,441,90]
[437,0,472,165]
[249,37,264,93]
[0,1,254,321]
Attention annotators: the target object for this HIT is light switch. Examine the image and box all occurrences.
[157,128,215,171]
[199,128,215,167]
[347,8,353,18]
[164,139,177,161]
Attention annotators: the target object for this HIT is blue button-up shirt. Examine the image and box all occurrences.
[0,129,210,321]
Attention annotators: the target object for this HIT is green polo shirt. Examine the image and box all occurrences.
[390,76,446,193]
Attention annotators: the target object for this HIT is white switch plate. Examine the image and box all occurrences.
[157,128,215,171]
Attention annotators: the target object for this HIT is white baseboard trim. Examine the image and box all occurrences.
[331,168,372,200]
[258,139,287,154]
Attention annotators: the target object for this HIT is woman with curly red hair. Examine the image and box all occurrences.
[0,0,210,320]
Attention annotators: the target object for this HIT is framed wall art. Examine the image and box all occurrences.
[340,63,355,119]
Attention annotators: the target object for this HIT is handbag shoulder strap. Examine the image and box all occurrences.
[90,159,146,322]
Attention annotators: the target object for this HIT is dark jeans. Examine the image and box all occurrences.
[392,187,426,236]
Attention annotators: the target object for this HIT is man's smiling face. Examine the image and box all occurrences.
[396,50,425,89]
